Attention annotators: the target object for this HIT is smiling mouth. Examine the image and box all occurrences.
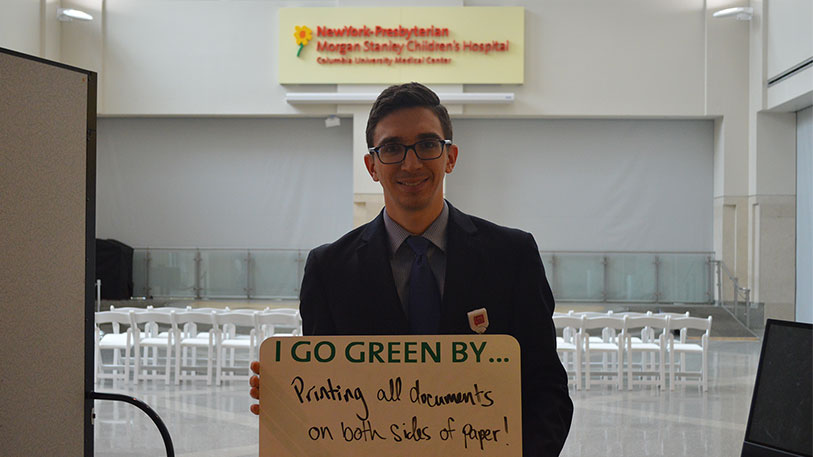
[397,177,429,187]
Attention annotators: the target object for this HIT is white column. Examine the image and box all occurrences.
[746,0,800,321]
[337,85,386,227]
[797,107,813,323]
[706,0,751,299]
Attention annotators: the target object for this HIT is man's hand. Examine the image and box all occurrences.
[249,361,260,415]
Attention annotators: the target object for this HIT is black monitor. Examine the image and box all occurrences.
[742,319,812,457]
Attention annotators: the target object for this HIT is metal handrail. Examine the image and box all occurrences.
[89,391,175,457]
[712,259,751,299]
[711,259,753,328]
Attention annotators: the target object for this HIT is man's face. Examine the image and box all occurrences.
[364,107,458,218]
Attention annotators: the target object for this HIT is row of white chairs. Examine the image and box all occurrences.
[94,306,302,386]
[553,311,712,392]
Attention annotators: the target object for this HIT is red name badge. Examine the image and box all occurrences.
[467,308,489,334]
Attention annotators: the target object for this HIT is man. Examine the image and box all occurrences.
[250,82,573,456]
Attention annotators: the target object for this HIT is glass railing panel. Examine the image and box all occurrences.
[131,247,713,304]
[606,254,657,302]
[199,250,248,299]
[132,250,148,298]
[539,253,554,277]
[297,250,307,294]
[553,254,605,301]
[538,253,556,294]
[147,249,197,298]
[252,250,302,299]
[658,254,711,303]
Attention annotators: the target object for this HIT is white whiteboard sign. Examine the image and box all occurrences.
[259,335,522,457]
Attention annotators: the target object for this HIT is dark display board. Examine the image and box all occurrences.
[742,319,813,457]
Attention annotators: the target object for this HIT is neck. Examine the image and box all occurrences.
[384,198,444,235]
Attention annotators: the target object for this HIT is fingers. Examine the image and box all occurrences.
[249,361,261,416]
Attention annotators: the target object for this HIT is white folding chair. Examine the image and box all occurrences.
[656,311,690,318]
[274,307,298,313]
[582,315,627,390]
[187,307,228,339]
[190,306,229,313]
[266,308,301,333]
[615,311,660,344]
[174,311,217,385]
[668,316,712,392]
[568,310,619,345]
[224,309,262,334]
[130,311,176,384]
[151,306,190,312]
[656,312,690,363]
[149,307,192,340]
[95,311,134,384]
[220,309,263,362]
[553,314,584,390]
[214,311,257,385]
[255,310,302,343]
[109,305,147,312]
[625,315,669,390]
[228,308,261,314]
[266,307,300,316]
[110,305,178,337]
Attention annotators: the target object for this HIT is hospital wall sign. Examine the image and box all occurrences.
[278,7,524,84]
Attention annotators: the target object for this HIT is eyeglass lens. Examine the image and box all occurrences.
[378,140,444,163]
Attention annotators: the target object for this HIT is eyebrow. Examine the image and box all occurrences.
[377,132,443,145]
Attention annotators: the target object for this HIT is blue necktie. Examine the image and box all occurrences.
[406,236,441,334]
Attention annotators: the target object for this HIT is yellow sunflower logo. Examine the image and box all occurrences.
[294,25,313,57]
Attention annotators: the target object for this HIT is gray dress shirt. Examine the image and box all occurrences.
[382,201,448,314]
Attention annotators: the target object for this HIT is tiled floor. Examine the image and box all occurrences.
[562,341,759,457]
[93,340,759,456]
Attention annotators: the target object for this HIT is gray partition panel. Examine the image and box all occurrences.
[0,48,95,456]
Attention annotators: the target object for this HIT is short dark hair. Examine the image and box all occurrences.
[365,82,453,148]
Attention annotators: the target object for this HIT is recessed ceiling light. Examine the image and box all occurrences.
[57,8,93,22]
[712,7,753,21]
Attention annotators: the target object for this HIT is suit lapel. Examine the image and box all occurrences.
[357,213,409,333]
[440,203,483,333]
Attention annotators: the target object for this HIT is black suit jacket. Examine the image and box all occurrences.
[300,202,573,456]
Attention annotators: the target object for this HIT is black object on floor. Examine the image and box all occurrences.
[95,238,133,300]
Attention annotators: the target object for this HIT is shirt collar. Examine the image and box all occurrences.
[383,200,449,255]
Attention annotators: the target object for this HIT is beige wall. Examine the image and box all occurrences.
[766,0,813,80]
[0,0,61,59]
[0,0,41,56]
[14,0,710,117]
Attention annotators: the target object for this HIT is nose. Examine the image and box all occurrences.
[400,146,423,170]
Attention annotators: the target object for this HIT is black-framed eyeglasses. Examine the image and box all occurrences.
[368,139,452,164]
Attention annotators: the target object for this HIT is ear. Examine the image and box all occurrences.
[445,144,459,174]
[363,153,379,182]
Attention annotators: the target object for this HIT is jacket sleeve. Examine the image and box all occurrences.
[299,246,337,336]
[513,232,573,456]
